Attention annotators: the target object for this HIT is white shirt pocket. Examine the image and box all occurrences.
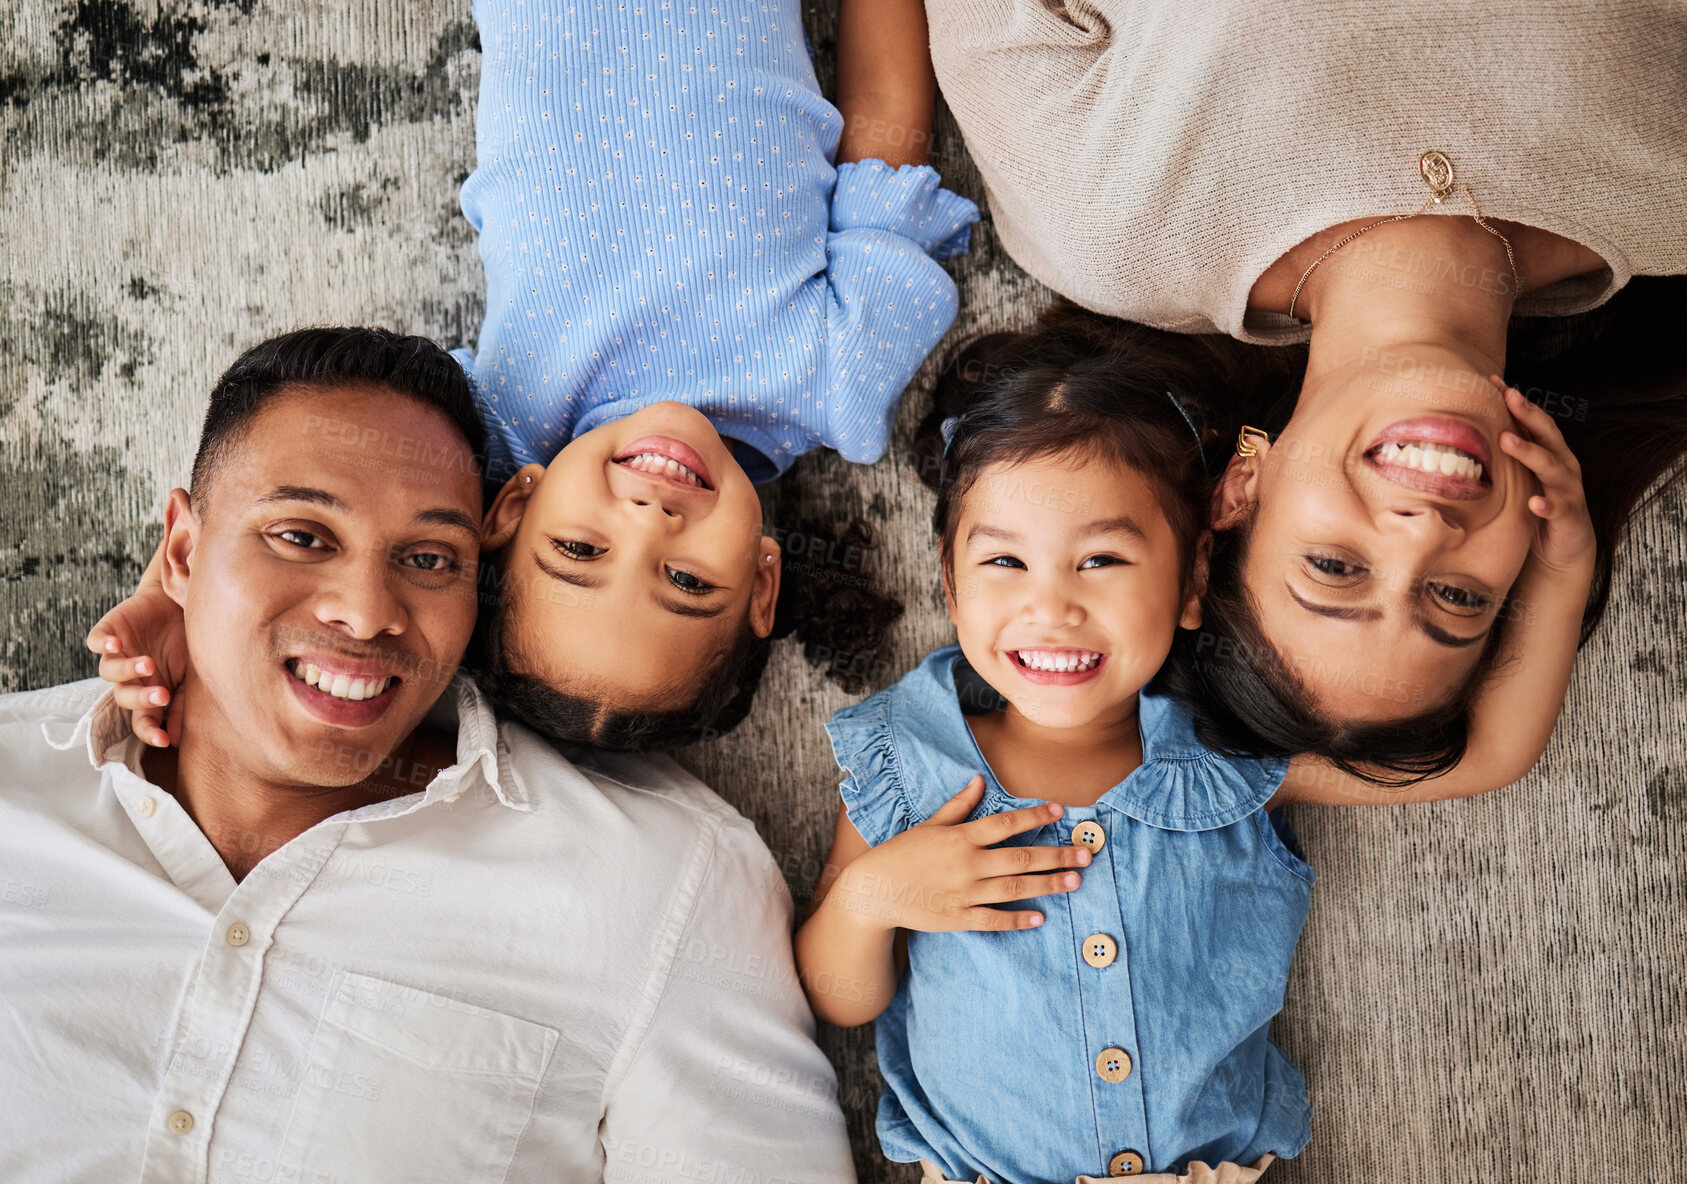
[278,970,559,1181]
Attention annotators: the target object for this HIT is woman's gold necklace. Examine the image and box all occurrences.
[1287,150,1521,321]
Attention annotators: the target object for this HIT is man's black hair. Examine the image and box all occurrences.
[190,327,486,506]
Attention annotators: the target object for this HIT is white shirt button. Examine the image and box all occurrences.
[444,792,463,804]
[135,796,157,819]
[166,1109,194,1135]
[225,923,251,947]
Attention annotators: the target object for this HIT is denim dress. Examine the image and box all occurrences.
[825,647,1315,1182]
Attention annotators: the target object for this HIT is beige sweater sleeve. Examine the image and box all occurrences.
[927,0,1687,343]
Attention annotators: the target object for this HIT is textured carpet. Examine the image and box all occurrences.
[3,2,1683,1179]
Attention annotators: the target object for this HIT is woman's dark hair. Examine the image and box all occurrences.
[470,515,904,752]
[1157,276,1687,786]
[191,326,486,505]
[914,302,1240,588]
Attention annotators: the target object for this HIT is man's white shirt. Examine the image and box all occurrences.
[0,677,856,1183]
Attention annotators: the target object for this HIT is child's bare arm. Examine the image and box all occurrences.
[1280,381,1596,807]
[835,0,938,168]
[794,777,1087,1026]
[85,533,189,747]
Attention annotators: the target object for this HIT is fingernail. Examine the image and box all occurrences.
[1063,873,1079,888]
[137,659,152,676]
[150,689,167,705]
[1076,850,1091,865]
[1028,914,1043,927]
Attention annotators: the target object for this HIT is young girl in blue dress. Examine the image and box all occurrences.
[793,306,1596,1182]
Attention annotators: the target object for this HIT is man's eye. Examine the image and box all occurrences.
[1079,554,1126,570]
[404,551,456,573]
[275,529,326,550]
[1428,582,1490,612]
[983,555,1026,569]
[554,539,605,559]
[666,567,716,594]
[1306,555,1364,580]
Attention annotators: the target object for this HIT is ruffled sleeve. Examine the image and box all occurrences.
[1107,686,1289,832]
[829,160,979,259]
[824,691,914,848]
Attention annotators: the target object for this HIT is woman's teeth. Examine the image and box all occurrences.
[618,451,705,488]
[1374,440,1484,481]
[287,659,394,702]
[1015,650,1102,673]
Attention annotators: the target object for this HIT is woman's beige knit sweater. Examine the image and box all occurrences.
[926,0,1687,343]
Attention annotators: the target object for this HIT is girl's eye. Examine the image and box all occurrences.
[1305,554,1365,581]
[1079,554,1126,570]
[274,528,327,550]
[1428,582,1490,612]
[983,555,1026,569]
[667,567,716,595]
[554,539,605,559]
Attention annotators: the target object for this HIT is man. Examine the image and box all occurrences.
[0,328,855,1183]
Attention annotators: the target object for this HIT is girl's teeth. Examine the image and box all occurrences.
[1016,650,1101,672]
[621,452,702,487]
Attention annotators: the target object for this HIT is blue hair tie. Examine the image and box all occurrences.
[1165,389,1203,456]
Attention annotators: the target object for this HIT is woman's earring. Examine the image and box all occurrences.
[1235,426,1271,457]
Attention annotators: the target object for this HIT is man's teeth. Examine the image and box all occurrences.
[619,451,704,488]
[1015,650,1102,673]
[287,660,394,701]
[1374,440,1484,481]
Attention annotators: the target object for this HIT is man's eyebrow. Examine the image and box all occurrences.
[415,508,481,537]
[533,550,604,591]
[1083,516,1147,541]
[1412,607,1491,650]
[255,486,347,511]
[1287,586,1383,622]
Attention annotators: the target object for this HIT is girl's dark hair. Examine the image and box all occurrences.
[914,303,1239,587]
[191,326,486,505]
[470,516,904,752]
[1157,275,1687,786]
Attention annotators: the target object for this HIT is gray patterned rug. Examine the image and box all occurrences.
[3,2,1683,1178]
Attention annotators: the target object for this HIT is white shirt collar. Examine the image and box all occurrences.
[43,675,526,813]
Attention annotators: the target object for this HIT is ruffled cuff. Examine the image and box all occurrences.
[824,695,913,848]
[830,159,979,261]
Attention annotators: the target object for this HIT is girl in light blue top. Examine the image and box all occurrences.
[464,0,977,749]
[794,306,1597,1182]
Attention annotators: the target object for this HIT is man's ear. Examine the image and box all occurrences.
[482,464,546,551]
[747,534,782,638]
[1180,530,1213,631]
[159,488,198,608]
[1211,444,1268,531]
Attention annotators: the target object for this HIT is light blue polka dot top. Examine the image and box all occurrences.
[456,0,980,485]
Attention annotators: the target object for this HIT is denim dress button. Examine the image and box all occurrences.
[1108,1149,1144,1176]
[1072,821,1105,852]
[1081,933,1117,968]
[1095,1047,1132,1083]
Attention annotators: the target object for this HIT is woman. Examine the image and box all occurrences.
[923,0,1687,777]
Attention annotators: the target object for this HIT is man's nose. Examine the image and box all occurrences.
[315,558,408,640]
